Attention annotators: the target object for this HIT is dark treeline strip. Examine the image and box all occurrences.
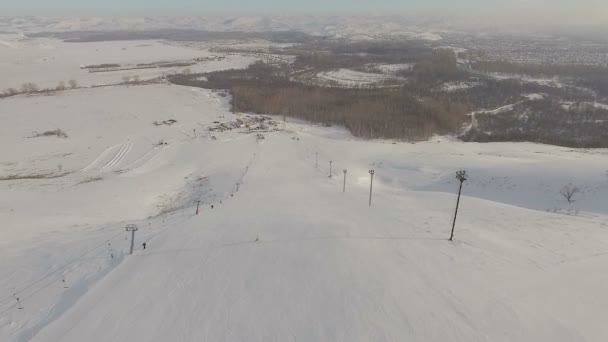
[472,61,608,99]
[461,100,608,148]
[472,61,608,78]
[168,47,607,146]
[229,85,466,139]
[408,49,469,83]
[170,61,469,140]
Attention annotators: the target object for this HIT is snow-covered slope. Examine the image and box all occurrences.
[1,84,608,341]
[1,42,608,341]
[30,134,608,342]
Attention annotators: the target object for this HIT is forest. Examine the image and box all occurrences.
[170,50,471,140]
[168,43,608,146]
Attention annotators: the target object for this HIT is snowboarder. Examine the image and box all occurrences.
[142,242,147,250]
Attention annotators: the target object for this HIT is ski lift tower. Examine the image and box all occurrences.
[125,224,139,255]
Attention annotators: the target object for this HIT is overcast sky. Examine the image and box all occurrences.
[2,0,606,13]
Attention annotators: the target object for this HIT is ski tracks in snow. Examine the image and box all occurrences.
[80,142,133,173]
[80,146,115,172]
[100,143,132,171]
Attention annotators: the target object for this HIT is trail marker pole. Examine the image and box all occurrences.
[196,201,201,215]
[343,170,347,192]
[368,169,375,206]
[236,182,240,192]
[450,170,468,241]
[126,224,139,255]
[329,161,332,178]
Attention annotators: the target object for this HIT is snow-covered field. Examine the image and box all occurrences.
[0,34,257,91]
[317,69,389,86]
[366,63,414,75]
[440,81,481,92]
[1,39,608,342]
[313,68,404,88]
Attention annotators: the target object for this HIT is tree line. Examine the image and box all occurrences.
[472,61,608,99]
[168,46,608,145]
[170,60,469,140]
[1,80,78,99]
[460,99,608,147]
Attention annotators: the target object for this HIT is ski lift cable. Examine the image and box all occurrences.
[0,231,124,307]
[0,245,115,316]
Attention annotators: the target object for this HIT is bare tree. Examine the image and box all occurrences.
[56,81,66,91]
[21,83,38,93]
[68,79,78,89]
[560,183,580,204]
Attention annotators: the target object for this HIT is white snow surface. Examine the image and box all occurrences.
[0,36,257,90]
[593,102,608,110]
[562,102,608,111]
[317,69,389,86]
[367,63,414,75]
[314,68,403,88]
[1,42,608,342]
[440,81,480,92]
[523,93,545,100]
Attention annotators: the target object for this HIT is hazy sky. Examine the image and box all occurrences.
[3,0,607,13]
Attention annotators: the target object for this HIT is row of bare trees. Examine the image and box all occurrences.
[228,84,468,140]
[1,80,78,98]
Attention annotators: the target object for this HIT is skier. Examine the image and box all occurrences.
[142,242,147,250]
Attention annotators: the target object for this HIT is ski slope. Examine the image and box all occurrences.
[1,84,608,341]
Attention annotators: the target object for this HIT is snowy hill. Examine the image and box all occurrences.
[1,35,608,342]
[0,15,443,41]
